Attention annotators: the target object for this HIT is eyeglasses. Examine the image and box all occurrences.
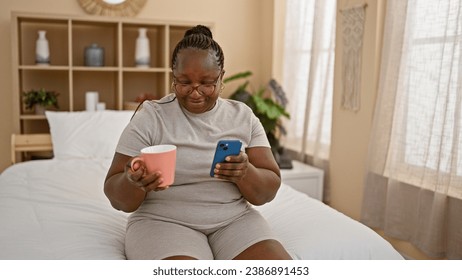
[172,71,222,96]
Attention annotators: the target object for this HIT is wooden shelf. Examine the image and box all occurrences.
[20,115,47,120]
[122,67,169,72]
[19,65,69,70]
[72,66,119,71]
[11,11,211,135]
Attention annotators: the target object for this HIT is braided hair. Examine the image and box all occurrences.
[171,25,224,70]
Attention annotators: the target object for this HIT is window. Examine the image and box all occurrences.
[385,0,462,197]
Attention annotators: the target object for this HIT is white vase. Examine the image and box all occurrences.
[135,28,150,68]
[35,30,50,65]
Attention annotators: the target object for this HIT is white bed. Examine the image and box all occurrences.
[0,111,403,260]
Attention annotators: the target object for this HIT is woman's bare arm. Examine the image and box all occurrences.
[104,152,164,212]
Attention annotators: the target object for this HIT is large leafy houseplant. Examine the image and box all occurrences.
[224,71,290,158]
[23,88,59,113]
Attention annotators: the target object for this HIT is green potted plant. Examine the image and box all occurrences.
[23,88,59,114]
[225,71,291,166]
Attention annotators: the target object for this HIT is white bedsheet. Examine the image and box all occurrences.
[0,159,403,260]
[255,185,403,259]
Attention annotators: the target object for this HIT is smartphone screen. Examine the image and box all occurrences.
[210,140,242,177]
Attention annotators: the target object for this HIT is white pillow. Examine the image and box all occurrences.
[46,110,134,159]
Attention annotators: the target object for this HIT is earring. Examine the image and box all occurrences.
[220,83,225,93]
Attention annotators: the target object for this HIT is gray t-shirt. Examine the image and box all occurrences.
[117,94,271,227]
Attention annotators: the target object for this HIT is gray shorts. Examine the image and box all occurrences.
[124,207,276,260]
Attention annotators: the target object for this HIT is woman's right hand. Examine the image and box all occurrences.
[105,152,168,212]
[125,158,169,192]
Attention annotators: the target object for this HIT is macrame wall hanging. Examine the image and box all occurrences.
[340,4,367,112]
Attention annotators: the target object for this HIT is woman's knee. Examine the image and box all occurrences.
[233,239,292,260]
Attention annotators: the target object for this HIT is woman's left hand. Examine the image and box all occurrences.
[212,151,249,183]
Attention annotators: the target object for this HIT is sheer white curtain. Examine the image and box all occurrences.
[281,0,336,201]
[361,0,462,259]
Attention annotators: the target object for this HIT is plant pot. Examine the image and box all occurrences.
[35,105,46,115]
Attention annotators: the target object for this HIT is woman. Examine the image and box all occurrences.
[104,25,291,260]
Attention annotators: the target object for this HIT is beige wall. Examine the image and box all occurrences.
[0,0,273,171]
[331,0,382,222]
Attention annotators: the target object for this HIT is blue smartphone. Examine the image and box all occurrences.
[210,140,242,177]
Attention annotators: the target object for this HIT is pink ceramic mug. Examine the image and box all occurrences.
[130,144,177,187]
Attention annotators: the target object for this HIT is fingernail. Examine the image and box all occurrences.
[216,164,220,168]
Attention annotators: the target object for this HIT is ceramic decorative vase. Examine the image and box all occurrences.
[35,30,50,65]
[135,28,150,68]
[84,43,104,67]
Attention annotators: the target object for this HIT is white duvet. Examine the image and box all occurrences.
[0,158,403,260]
